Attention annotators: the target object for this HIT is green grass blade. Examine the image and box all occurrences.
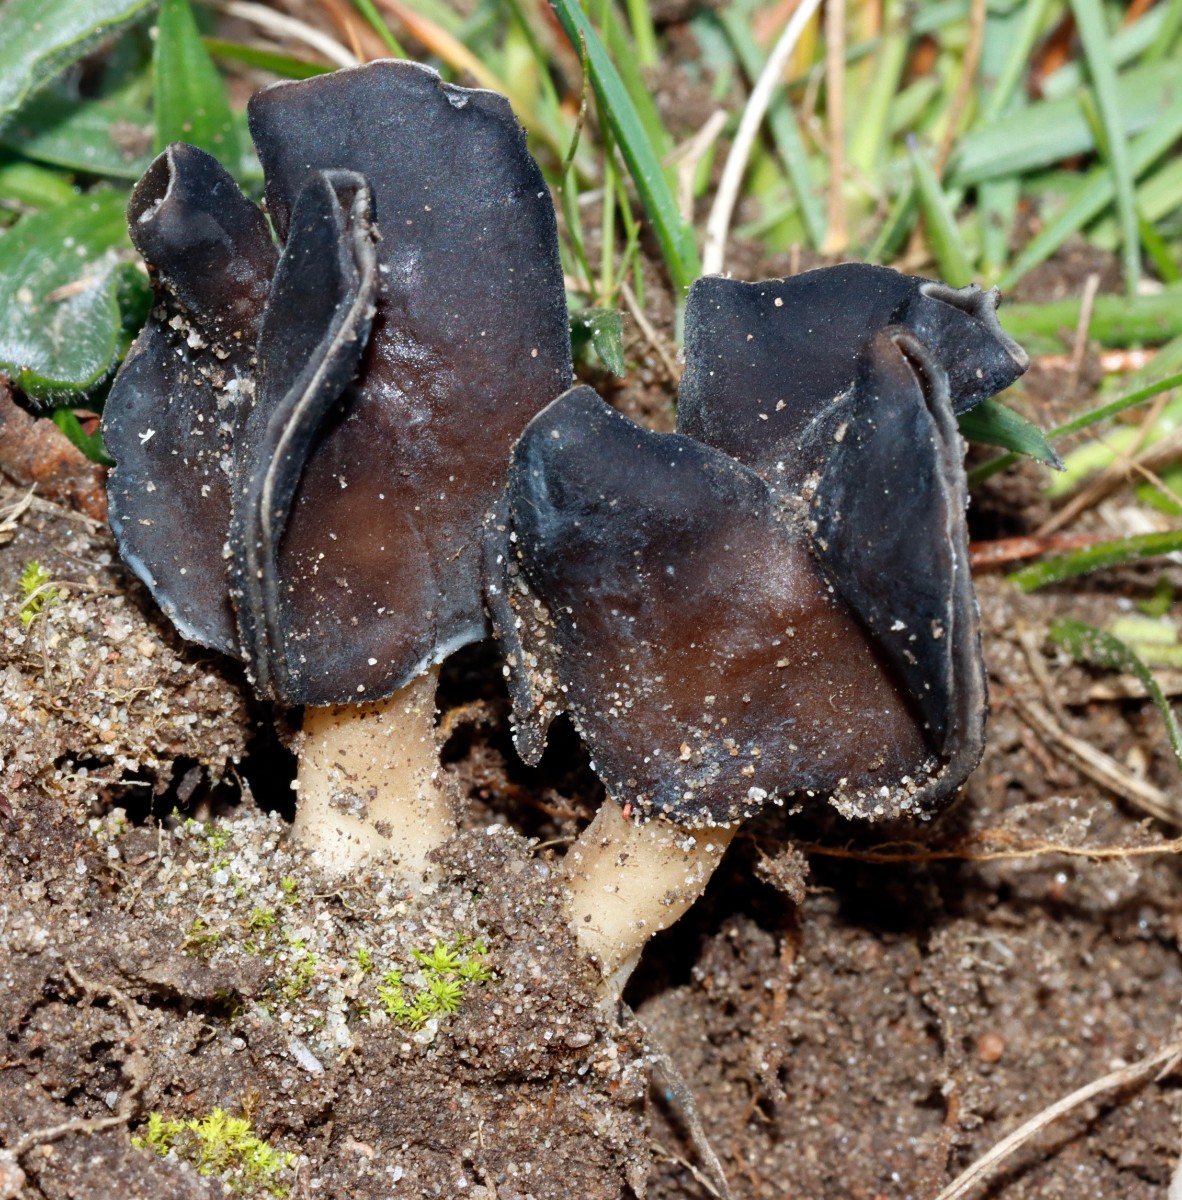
[623,0,658,67]
[203,38,329,80]
[550,0,699,294]
[977,0,1053,125]
[999,286,1182,355]
[1146,0,1182,61]
[996,99,1182,289]
[849,0,909,177]
[1049,618,1182,776]
[958,398,1063,467]
[0,160,77,208]
[1069,0,1140,294]
[909,138,972,285]
[951,59,1178,186]
[352,0,407,55]
[967,369,1182,486]
[1010,530,1182,591]
[154,0,238,167]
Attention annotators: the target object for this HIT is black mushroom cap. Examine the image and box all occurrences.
[486,349,983,828]
[678,263,1029,492]
[104,143,278,653]
[103,60,572,706]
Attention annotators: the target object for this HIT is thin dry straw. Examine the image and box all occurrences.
[702,0,825,276]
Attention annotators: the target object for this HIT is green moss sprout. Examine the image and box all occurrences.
[18,560,59,627]
[133,1107,296,1197]
[375,936,490,1027]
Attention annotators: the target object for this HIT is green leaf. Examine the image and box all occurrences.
[951,60,1180,186]
[52,407,113,465]
[1049,617,1182,777]
[154,0,239,166]
[579,307,626,375]
[549,0,700,295]
[998,285,1182,356]
[908,139,972,286]
[0,159,77,208]
[0,85,154,179]
[1009,530,1182,592]
[0,190,134,398]
[0,0,155,125]
[957,398,1063,468]
[203,38,330,81]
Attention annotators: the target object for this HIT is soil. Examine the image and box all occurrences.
[4,265,1182,1200]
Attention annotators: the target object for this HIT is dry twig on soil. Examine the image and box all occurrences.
[931,1036,1182,1200]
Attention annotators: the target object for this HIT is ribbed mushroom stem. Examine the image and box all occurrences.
[564,800,737,999]
[292,666,456,880]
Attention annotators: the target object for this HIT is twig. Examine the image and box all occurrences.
[702,0,824,276]
[1068,271,1103,389]
[1015,696,1182,825]
[620,280,681,383]
[820,0,846,254]
[968,532,1109,569]
[0,488,33,546]
[932,1036,1182,1200]
[933,0,986,177]
[209,1,359,67]
[798,834,1182,866]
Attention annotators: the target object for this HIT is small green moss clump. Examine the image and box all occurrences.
[132,1108,296,1197]
[376,936,491,1027]
[18,560,58,627]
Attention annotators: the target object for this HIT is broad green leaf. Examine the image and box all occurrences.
[957,398,1062,468]
[1049,618,1182,777]
[154,0,238,165]
[0,0,155,124]
[0,85,154,179]
[0,190,135,398]
[0,159,77,208]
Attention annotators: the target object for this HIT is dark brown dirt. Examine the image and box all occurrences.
[4,264,1182,1200]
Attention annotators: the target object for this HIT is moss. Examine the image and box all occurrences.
[17,560,58,627]
[375,936,491,1027]
[132,1107,296,1197]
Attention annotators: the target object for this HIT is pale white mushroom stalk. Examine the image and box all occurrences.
[293,668,457,880]
[564,802,737,999]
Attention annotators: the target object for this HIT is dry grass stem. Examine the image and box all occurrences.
[1068,270,1103,387]
[213,1,358,67]
[932,1036,1182,1200]
[702,0,824,276]
[798,833,1182,866]
[621,280,681,382]
[1015,697,1182,825]
[820,0,846,253]
[670,109,728,225]
[934,0,986,176]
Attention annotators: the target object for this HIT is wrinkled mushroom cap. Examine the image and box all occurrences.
[488,325,986,826]
[678,263,1028,492]
[104,62,572,706]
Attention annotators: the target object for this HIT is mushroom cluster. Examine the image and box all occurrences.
[103,61,571,879]
[104,60,1028,997]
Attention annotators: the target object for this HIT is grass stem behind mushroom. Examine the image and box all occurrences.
[104,61,571,882]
